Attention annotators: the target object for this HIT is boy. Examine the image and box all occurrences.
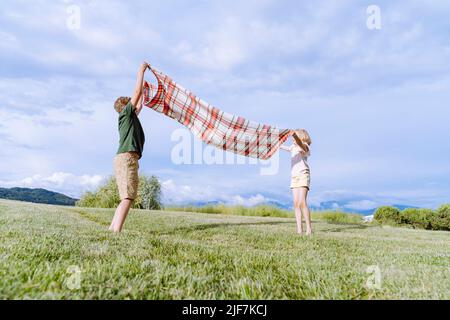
[109,62,149,232]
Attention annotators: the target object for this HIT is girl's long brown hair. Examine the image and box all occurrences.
[295,129,311,153]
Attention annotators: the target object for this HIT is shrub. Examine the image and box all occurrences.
[400,208,434,229]
[375,205,450,231]
[430,204,450,231]
[314,211,363,224]
[75,191,97,208]
[374,206,401,225]
[249,205,288,217]
[95,177,121,208]
[76,174,162,210]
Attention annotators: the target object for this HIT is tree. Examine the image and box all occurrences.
[138,175,162,210]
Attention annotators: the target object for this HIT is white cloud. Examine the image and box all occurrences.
[230,194,268,206]
[161,179,214,204]
[161,179,272,206]
[173,14,326,71]
[173,19,247,70]
[73,28,124,50]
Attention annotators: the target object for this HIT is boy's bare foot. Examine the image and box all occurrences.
[306,229,313,236]
[297,229,303,234]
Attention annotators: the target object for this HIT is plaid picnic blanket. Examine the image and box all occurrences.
[143,66,292,160]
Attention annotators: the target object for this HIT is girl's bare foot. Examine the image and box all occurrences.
[306,229,313,236]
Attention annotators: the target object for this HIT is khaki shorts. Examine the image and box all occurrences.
[114,152,140,200]
[290,170,310,189]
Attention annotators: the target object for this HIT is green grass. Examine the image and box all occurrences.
[0,199,449,299]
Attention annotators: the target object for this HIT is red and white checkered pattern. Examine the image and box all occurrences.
[143,66,292,160]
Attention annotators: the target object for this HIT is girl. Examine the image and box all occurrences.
[280,129,312,235]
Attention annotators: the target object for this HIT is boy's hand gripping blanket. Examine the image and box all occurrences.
[143,66,292,160]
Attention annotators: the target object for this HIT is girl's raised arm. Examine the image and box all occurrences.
[279,145,292,152]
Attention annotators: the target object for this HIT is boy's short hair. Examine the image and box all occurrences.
[114,96,131,113]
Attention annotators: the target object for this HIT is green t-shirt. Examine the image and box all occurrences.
[117,102,145,158]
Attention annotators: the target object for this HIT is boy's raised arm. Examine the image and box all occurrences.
[131,62,149,115]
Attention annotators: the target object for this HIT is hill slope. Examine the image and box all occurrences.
[0,199,448,299]
[0,187,77,206]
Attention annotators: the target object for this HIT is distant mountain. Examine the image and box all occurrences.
[166,198,417,216]
[309,201,418,215]
[0,187,77,206]
[256,200,291,210]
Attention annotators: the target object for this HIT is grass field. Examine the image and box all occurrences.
[0,199,449,299]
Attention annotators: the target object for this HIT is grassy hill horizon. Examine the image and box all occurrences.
[0,186,422,217]
[0,199,448,299]
[0,187,77,206]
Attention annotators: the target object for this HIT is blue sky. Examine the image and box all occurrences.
[1,0,450,211]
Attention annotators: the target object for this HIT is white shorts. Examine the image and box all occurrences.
[290,170,310,189]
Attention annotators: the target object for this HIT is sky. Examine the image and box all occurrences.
[1,0,450,211]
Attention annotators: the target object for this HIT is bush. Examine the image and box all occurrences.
[76,177,120,208]
[430,204,450,231]
[317,211,363,224]
[75,191,97,207]
[374,206,401,225]
[76,174,162,210]
[96,177,121,208]
[249,205,289,217]
[400,208,434,229]
[374,205,450,231]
